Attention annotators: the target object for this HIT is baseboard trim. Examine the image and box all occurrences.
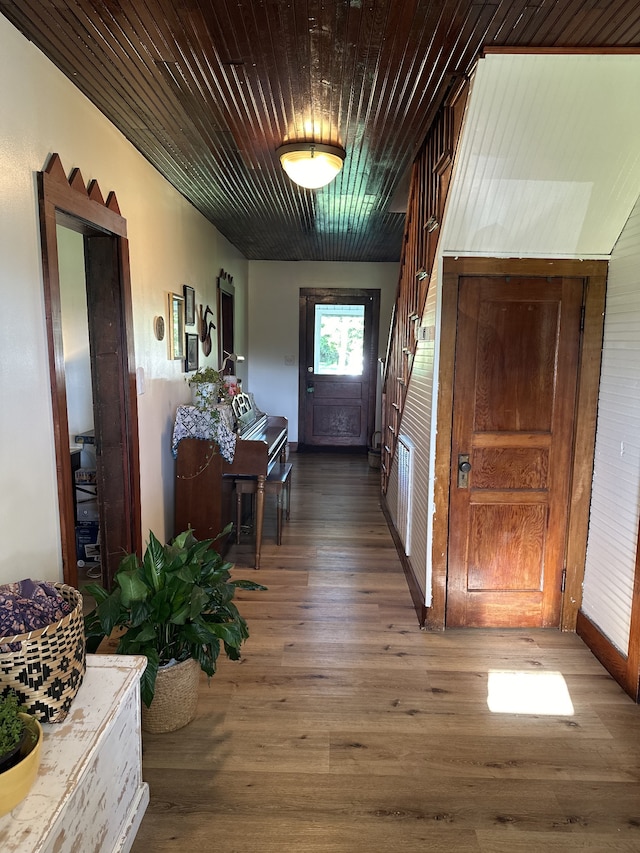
[576,609,638,702]
[380,494,427,627]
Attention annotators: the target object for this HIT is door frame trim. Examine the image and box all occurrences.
[38,153,142,588]
[426,256,607,631]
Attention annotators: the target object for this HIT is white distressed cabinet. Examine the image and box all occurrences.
[0,654,149,853]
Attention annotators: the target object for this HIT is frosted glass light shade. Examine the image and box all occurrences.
[277,142,346,189]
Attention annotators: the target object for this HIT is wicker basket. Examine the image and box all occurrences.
[141,657,200,734]
[0,583,86,723]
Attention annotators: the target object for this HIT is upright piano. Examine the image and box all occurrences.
[174,392,288,567]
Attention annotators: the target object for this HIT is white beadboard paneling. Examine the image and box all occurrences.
[441,54,640,259]
[582,197,640,654]
[390,268,438,603]
[387,457,399,530]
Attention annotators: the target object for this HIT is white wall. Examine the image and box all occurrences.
[442,53,640,259]
[247,261,398,442]
[581,198,640,653]
[0,15,247,583]
[58,227,93,438]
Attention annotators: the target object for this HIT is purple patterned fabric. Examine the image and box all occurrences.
[0,579,72,646]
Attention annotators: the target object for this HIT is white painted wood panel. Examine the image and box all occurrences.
[582,199,640,653]
[0,655,148,853]
[389,270,438,603]
[441,54,640,259]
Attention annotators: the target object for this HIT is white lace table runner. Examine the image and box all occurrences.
[171,405,236,462]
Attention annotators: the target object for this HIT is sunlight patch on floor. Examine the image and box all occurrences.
[487,670,575,715]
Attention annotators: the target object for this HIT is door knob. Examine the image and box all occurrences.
[457,454,471,488]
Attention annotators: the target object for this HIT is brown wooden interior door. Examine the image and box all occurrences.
[299,288,380,448]
[446,275,583,628]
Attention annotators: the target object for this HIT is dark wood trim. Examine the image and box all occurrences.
[38,153,141,588]
[41,157,127,237]
[428,267,458,630]
[38,171,76,586]
[576,610,638,702]
[628,520,640,701]
[441,256,607,278]
[380,494,428,628]
[561,268,608,630]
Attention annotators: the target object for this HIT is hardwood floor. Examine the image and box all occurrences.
[132,452,640,852]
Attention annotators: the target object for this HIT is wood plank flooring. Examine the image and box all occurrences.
[131,452,640,853]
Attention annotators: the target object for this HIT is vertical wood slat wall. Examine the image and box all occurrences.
[578,194,640,699]
[381,79,468,491]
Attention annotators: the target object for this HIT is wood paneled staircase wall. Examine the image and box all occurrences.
[381,79,468,492]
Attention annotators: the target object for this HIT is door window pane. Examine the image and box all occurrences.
[314,304,365,375]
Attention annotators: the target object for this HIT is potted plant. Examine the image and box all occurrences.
[0,690,43,815]
[188,366,233,410]
[83,528,265,732]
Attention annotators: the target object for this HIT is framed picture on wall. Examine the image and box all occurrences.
[169,292,185,360]
[185,333,199,372]
[183,285,195,326]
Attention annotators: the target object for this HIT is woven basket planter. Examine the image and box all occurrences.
[141,657,200,734]
[0,584,86,723]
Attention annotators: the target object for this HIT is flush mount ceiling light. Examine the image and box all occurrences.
[276,142,346,189]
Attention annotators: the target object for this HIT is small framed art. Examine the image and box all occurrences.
[169,292,185,360]
[185,332,199,372]
[183,285,195,326]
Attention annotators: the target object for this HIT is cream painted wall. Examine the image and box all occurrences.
[58,227,93,438]
[246,261,398,443]
[0,15,248,584]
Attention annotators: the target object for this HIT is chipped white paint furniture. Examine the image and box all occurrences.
[0,654,149,853]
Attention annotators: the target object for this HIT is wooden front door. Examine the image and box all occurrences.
[446,275,583,628]
[298,288,380,448]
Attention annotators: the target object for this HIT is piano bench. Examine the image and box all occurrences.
[235,462,293,549]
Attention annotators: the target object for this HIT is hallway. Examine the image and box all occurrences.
[132,453,640,852]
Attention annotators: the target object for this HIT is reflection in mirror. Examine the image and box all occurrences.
[217,270,235,373]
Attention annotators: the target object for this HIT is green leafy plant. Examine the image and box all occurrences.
[188,366,233,408]
[189,366,223,385]
[84,528,265,707]
[0,692,26,759]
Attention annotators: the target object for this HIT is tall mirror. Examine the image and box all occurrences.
[217,269,235,373]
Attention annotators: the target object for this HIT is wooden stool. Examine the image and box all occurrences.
[235,462,292,567]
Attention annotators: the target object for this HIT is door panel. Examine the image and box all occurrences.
[447,275,583,628]
[299,288,379,447]
[311,380,365,439]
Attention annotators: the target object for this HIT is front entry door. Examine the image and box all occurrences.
[446,275,583,628]
[298,288,380,448]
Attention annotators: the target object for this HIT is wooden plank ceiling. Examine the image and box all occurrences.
[4,0,640,262]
